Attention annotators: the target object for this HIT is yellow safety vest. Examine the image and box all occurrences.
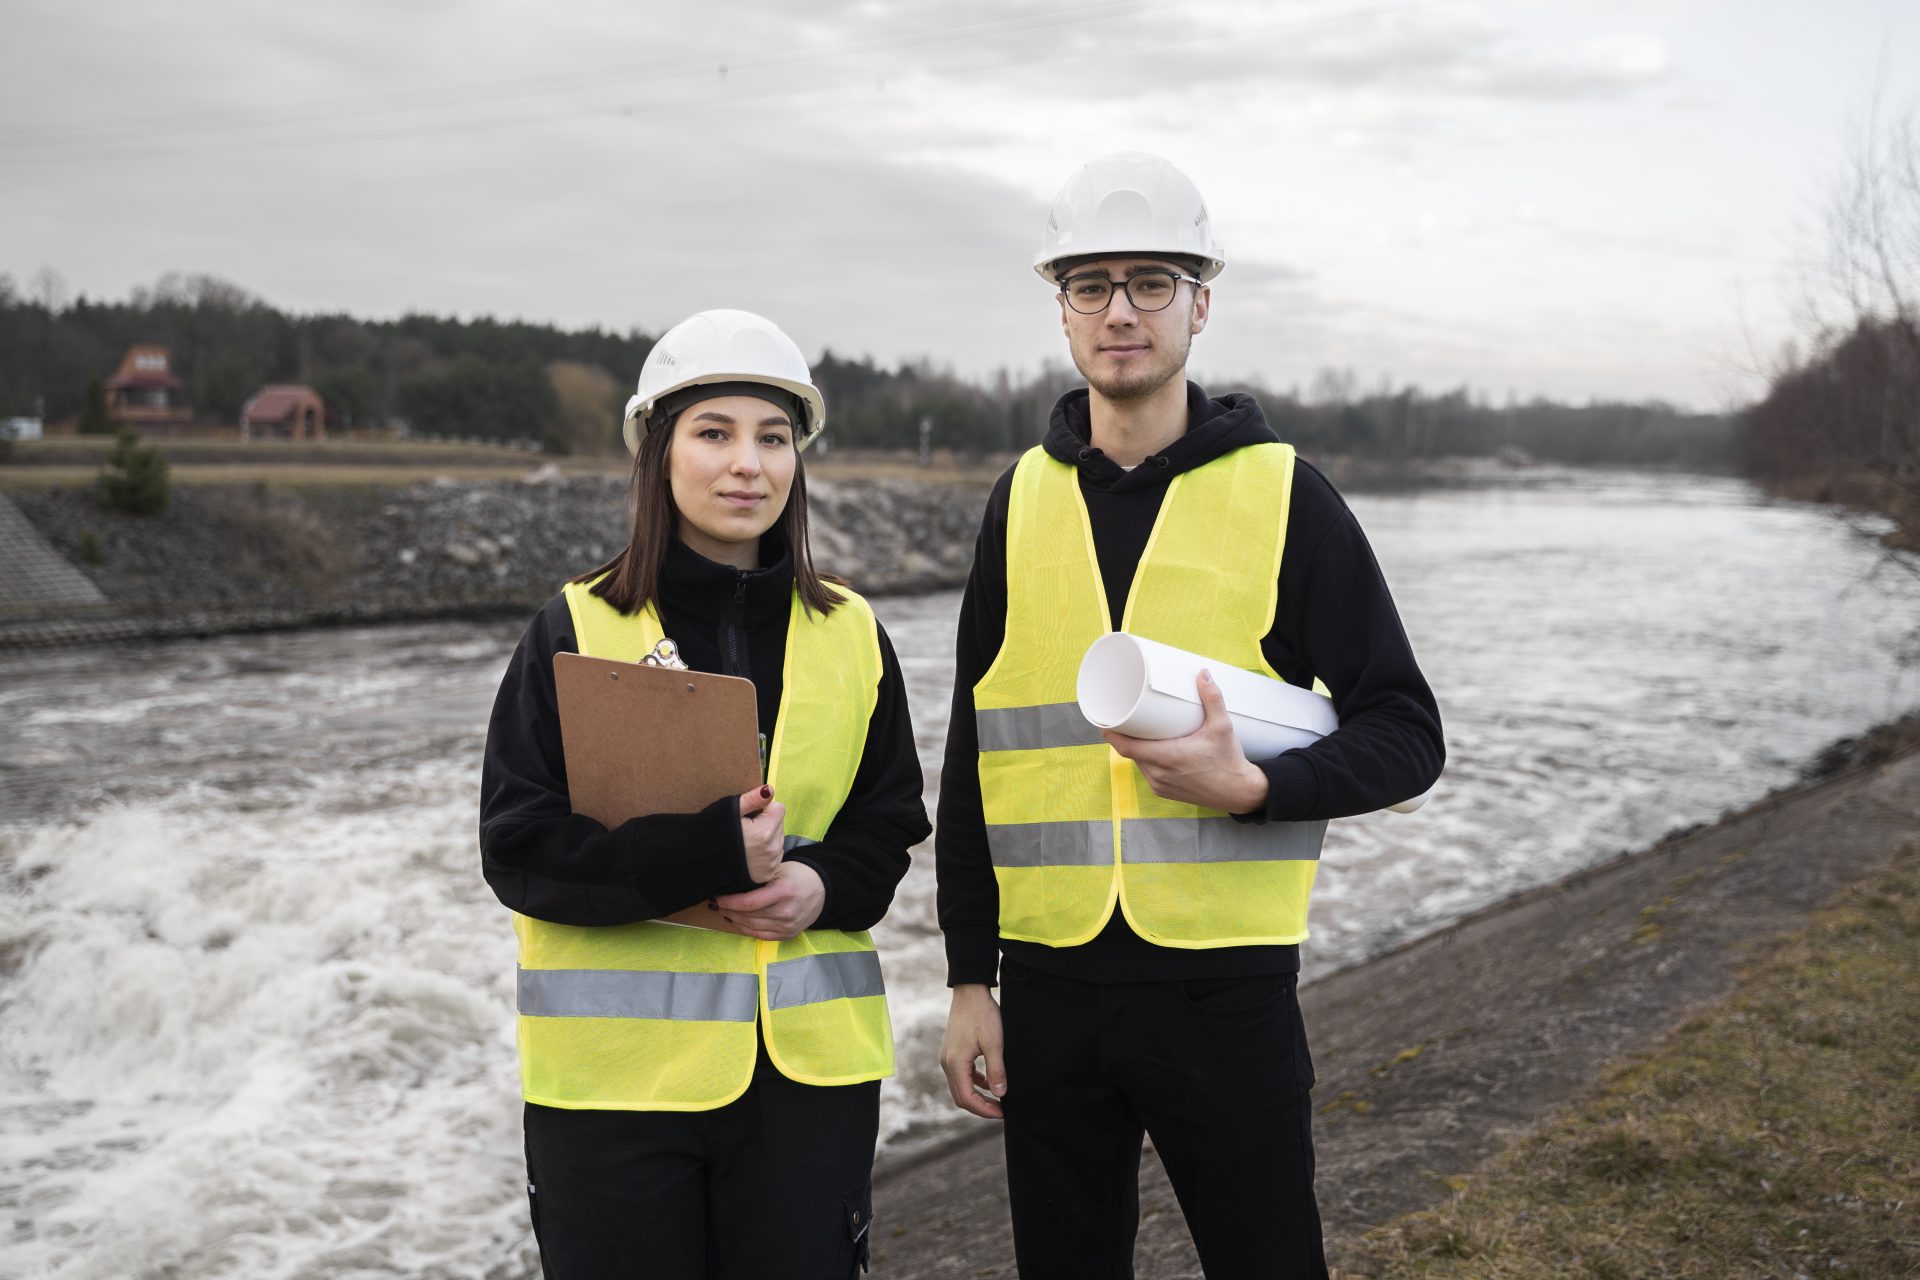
[975,443,1328,949]
[514,577,894,1111]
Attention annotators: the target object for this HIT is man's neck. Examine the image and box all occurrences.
[1086,375,1190,467]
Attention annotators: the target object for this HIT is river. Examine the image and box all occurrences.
[3,469,1916,1278]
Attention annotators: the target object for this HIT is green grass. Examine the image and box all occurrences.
[1345,837,1920,1280]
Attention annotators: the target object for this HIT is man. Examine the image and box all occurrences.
[935,152,1445,1278]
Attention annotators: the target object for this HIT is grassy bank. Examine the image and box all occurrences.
[1346,836,1920,1279]
[0,438,621,490]
[0,438,1012,489]
[1756,467,1920,554]
[0,464,617,490]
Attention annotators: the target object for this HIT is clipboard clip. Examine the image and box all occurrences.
[639,638,689,670]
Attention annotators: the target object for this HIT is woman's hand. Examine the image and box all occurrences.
[739,786,787,883]
[714,862,825,940]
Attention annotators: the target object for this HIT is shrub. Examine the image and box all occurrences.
[96,430,170,515]
[76,528,103,563]
[78,377,117,435]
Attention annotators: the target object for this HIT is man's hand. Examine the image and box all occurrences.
[1104,670,1269,814]
[715,861,824,940]
[940,984,1007,1120]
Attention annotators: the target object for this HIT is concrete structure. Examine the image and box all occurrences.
[240,385,327,441]
[0,493,109,619]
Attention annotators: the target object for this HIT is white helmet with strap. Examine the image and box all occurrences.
[1033,151,1225,284]
[622,309,827,454]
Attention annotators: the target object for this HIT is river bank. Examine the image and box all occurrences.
[866,714,1920,1278]
[1753,466,1920,554]
[0,471,991,647]
[0,450,1754,650]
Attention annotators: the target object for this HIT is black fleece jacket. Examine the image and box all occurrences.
[480,537,929,931]
[936,383,1445,986]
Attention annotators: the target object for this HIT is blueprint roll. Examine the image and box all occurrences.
[1075,632,1431,814]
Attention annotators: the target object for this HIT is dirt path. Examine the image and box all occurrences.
[869,735,1920,1278]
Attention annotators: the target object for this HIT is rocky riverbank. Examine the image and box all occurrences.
[868,717,1920,1277]
[0,470,991,646]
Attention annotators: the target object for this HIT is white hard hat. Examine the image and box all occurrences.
[622,309,827,454]
[1033,151,1225,284]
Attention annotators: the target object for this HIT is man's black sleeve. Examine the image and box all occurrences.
[934,469,1016,988]
[478,596,754,926]
[1243,460,1446,822]
[783,621,929,931]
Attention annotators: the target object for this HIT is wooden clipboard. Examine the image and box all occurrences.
[553,651,761,933]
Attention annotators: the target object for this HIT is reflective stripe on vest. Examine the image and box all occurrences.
[518,967,760,1022]
[765,950,887,1010]
[513,579,892,1112]
[985,816,1327,868]
[517,946,887,1021]
[976,444,1326,949]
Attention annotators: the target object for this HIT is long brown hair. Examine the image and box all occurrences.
[571,414,845,617]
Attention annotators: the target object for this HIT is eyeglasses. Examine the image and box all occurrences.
[1057,268,1202,315]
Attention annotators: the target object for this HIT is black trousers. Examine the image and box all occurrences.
[1000,959,1329,1279]
[523,1045,879,1280]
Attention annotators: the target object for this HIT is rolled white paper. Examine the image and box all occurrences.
[1076,632,1431,814]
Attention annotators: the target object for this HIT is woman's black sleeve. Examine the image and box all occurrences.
[783,620,930,931]
[478,595,757,927]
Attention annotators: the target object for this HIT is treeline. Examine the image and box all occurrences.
[1739,98,1920,546]
[1247,383,1733,469]
[1,270,1733,465]
[1742,317,1920,541]
[0,272,649,453]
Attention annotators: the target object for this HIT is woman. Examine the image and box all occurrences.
[480,309,929,1279]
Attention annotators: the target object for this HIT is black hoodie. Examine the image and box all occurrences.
[936,384,1445,986]
[480,536,929,931]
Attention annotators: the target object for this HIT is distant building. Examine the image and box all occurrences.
[3,417,43,441]
[240,385,327,441]
[106,345,191,427]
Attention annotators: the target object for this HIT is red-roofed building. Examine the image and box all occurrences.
[240,385,327,441]
[106,345,191,426]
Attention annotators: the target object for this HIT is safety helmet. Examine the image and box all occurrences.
[622,309,827,454]
[1033,151,1225,284]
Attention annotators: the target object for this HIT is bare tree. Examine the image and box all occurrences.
[1822,93,1920,335]
[547,360,625,456]
[28,265,68,314]
[1748,92,1920,549]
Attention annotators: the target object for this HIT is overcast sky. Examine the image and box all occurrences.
[4,0,1917,410]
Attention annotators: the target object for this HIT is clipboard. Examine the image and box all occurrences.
[553,650,762,933]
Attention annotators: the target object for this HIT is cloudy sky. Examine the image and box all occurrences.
[4,0,1917,409]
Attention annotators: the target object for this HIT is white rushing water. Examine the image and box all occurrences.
[3,470,1917,1278]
